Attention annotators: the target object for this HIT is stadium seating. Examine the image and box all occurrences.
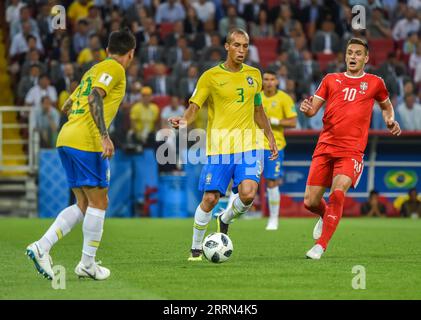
[343,197,361,217]
[142,65,157,82]
[379,196,400,217]
[253,37,279,68]
[159,22,175,39]
[368,38,394,66]
[316,53,336,72]
[267,0,281,9]
[152,95,171,109]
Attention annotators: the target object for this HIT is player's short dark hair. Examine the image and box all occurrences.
[346,38,369,54]
[369,190,379,198]
[226,28,249,44]
[263,69,277,77]
[107,28,136,55]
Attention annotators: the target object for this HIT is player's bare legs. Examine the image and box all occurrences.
[265,178,281,230]
[303,185,327,218]
[189,191,220,261]
[307,175,352,259]
[74,186,110,280]
[73,188,89,214]
[303,185,327,240]
[26,188,86,280]
[218,179,258,234]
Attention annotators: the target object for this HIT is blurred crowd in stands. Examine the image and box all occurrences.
[4,0,421,150]
[361,188,421,217]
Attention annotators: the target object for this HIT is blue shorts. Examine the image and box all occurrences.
[263,149,285,180]
[199,150,264,196]
[58,146,110,189]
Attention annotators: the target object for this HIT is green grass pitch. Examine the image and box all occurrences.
[0,217,420,300]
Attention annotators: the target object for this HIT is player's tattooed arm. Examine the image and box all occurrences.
[88,88,108,138]
[61,98,73,116]
[88,87,115,158]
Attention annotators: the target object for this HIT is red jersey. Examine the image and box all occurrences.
[313,72,389,157]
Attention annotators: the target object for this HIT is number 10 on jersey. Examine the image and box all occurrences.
[343,87,357,101]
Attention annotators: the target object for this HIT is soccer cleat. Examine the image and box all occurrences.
[25,242,54,280]
[313,217,323,240]
[306,244,325,260]
[187,249,203,261]
[75,261,110,280]
[216,213,229,235]
[265,218,279,231]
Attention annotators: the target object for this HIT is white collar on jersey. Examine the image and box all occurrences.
[343,72,366,79]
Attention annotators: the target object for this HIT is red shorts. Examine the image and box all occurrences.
[307,153,364,188]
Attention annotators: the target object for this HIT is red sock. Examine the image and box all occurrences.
[316,190,345,250]
[304,198,327,217]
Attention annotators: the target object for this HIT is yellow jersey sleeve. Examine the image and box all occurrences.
[256,70,263,92]
[282,92,297,118]
[253,70,263,106]
[189,71,210,108]
[91,60,124,97]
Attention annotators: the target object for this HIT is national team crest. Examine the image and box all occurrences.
[246,76,254,86]
[205,173,212,185]
[360,82,368,91]
[271,101,277,107]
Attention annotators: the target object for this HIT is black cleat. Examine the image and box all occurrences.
[188,249,203,261]
[217,214,229,235]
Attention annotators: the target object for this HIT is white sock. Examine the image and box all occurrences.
[228,191,238,208]
[221,196,252,224]
[37,204,84,253]
[267,187,280,220]
[192,205,212,250]
[81,207,105,267]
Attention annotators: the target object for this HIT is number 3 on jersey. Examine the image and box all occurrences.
[236,88,244,102]
[343,87,356,101]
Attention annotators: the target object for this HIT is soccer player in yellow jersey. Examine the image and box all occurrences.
[169,29,278,261]
[26,29,136,280]
[261,70,297,230]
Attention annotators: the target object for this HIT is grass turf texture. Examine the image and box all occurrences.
[0,217,420,300]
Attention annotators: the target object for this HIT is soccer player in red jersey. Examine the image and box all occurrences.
[300,38,402,259]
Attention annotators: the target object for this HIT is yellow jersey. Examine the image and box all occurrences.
[189,63,263,155]
[261,90,296,150]
[77,48,107,65]
[67,1,92,22]
[130,102,160,133]
[56,58,126,152]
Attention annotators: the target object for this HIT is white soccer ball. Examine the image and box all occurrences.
[202,232,233,263]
